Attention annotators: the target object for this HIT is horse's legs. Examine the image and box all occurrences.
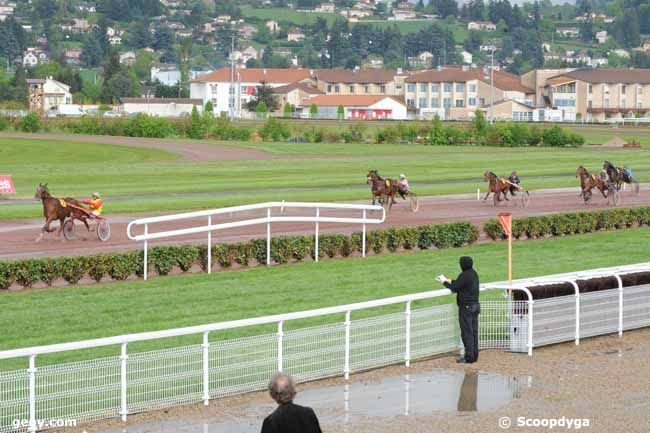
[56,217,66,238]
[36,217,55,241]
[483,190,491,201]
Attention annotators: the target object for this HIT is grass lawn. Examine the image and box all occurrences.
[0,227,649,370]
[1,126,650,219]
[240,6,339,26]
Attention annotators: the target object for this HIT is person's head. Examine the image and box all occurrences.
[460,256,473,271]
[511,171,517,176]
[268,372,296,405]
[92,192,101,199]
[399,173,406,180]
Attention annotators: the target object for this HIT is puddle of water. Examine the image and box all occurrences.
[93,369,531,433]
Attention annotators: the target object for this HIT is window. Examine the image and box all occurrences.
[638,86,643,94]
[334,85,340,93]
[621,85,626,95]
[604,98,609,108]
[431,98,439,107]
[420,83,427,92]
[443,97,451,108]
[513,111,532,121]
[637,102,642,109]
[419,97,428,108]
[444,83,452,92]
[455,99,465,108]
[468,84,477,93]
[554,98,576,107]
[431,84,439,92]
[365,85,370,93]
[407,84,415,92]
[349,85,355,93]
[554,83,576,93]
[468,97,476,106]
[588,100,592,109]
[380,85,386,93]
[588,84,592,94]
[480,98,485,106]
[406,98,416,107]
[327,85,332,92]
[456,83,465,92]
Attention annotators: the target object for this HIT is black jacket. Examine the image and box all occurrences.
[443,256,479,306]
[261,402,322,433]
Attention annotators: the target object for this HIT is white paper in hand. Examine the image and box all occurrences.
[435,274,447,283]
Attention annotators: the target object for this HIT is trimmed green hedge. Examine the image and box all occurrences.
[484,206,650,241]
[0,222,478,290]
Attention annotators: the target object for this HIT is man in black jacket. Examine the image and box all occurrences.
[442,256,480,364]
[261,373,322,433]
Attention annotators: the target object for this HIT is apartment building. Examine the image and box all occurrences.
[543,68,650,122]
[404,66,534,120]
[312,68,408,96]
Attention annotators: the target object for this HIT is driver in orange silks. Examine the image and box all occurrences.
[82,192,103,216]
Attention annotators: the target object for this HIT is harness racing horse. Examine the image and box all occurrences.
[603,161,639,194]
[576,166,610,204]
[366,170,398,209]
[483,171,511,205]
[34,183,90,241]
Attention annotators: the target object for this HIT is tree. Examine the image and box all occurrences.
[309,103,318,118]
[337,105,344,120]
[473,109,488,140]
[245,81,279,112]
[129,20,151,49]
[153,26,174,51]
[205,101,214,113]
[255,100,268,116]
[283,103,293,116]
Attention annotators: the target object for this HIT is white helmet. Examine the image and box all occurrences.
[399,174,406,179]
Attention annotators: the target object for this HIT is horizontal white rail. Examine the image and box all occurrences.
[126,202,386,280]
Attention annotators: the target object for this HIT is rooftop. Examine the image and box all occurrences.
[192,67,313,84]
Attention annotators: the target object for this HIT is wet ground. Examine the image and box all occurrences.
[92,370,531,433]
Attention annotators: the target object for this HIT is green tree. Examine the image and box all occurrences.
[205,101,214,113]
[309,103,318,118]
[337,104,345,120]
[283,103,293,116]
[245,81,279,112]
[473,109,488,143]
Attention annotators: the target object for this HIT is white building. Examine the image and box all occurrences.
[22,48,47,67]
[121,98,203,117]
[556,27,580,38]
[266,20,280,33]
[315,2,336,13]
[467,21,496,31]
[596,31,608,44]
[299,95,407,120]
[461,51,473,64]
[38,77,73,112]
[287,29,305,42]
[151,64,181,86]
[108,35,122,45]
[119,51,137,65]
[190,67,314,115]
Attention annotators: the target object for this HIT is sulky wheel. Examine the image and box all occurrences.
[97,220,111,241]
[521,191,530,208]
[409,192,419,212]
[63,219,77,240]
[611,190,621,206]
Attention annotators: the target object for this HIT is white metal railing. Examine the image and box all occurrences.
[127,202,386,280]
[1,263,650,432]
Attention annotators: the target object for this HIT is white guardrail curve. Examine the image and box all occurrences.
[126,202,386,280]
[1,263,649,433]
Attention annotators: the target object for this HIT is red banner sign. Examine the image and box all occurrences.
[497,212,512,236]
[0,175,15,194]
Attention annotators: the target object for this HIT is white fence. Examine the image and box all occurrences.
[127,202,385,280]
[1,263,650,432]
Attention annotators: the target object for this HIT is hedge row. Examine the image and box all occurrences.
[484,206,650,241]
[0,222,478,290]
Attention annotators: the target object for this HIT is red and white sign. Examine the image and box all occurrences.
[0,175,15,194]
[497,212,512,236]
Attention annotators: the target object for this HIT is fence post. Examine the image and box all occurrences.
[120,343,128,422]
[405,301,411,368]
[477,188,480,201]
[361,210,366,258]
[202,332,210,406]
[314,207,319,263]
[143,223,148,281]
[266,208,271,266]
[527,300,534,356]
[28,355,36,433]
[344,311,351,380]
[614,274,623,337]
[277,321,283,372]
[570,281,580,345]
[207,216,212,274]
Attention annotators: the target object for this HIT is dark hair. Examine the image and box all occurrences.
[268,373,296,404]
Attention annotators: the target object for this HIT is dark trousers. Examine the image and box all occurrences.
[459,303,480,362]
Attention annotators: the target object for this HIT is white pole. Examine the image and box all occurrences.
[207,216,212,274]
[615,274,623,337]
[120,343,128,422]
[477,188,480,201]
[28,355,36,433]
[570,281,580,345]
[277,321,284,372]
[404,374,410,416]
[266,208,271,266]
[405,301,411,367]
[527,300,534,356]
[490,47,494,125]
[362,210,366,258]
[314,208,319,262]
[344,311,351,380]
[202,332,210,405]
[143,224,148,281]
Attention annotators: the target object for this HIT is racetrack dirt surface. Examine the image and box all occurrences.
[2,186,650,260]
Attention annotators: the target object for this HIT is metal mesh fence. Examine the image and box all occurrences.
[0,370,29,433]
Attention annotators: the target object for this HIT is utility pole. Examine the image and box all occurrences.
[229,33,235,119]
[490,46,494,125]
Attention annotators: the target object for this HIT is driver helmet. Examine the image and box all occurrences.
[399,174,406,179]
[92,192,101,199]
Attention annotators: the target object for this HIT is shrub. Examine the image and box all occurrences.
[318,234,344,258]
[14,260,42,288]
[151,247,176,276]
[233,242,254,266]
[87,254,108,282]
[124,114,175,138]
[107,252,137,280]
[289,236,311,261]
[258,117,290,141]
[214,244,235,268]
[0,117,10,131]
[386,228,403,252]
[367,230,386,254]
[0,261,15,290]
[40,258,62,286]
[176,246,198,272]
[18,112,41,133]
[60,256,86,284]
[251,239,268,265]
[400,227,420,249]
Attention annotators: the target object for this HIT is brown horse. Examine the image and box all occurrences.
[34,183,90,241]
[366,170,398,208]
[576,166,608,203]
[483,171,511,204]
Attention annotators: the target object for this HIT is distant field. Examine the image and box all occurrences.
[0,227,647,370]
[2,128,650,219]
[240,6,339,26]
